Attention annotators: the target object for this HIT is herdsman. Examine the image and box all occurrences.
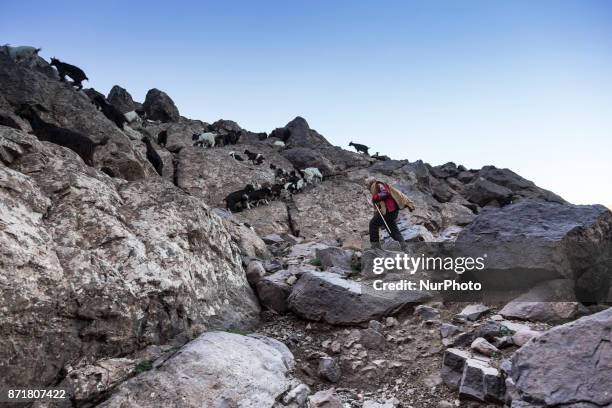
[365,177,416,250]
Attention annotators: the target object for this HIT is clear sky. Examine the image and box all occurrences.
[3,0,611,207]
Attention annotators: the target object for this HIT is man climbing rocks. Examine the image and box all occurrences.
[365,177,415,250]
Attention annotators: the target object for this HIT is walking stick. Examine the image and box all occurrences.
[364,191,392,236]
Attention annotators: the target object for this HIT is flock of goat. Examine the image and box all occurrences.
[2,44,388,214]
[224,166,323,212]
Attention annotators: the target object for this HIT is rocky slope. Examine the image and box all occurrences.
[0,49,611,407]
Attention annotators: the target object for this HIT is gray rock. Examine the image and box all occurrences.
[499,279,588,323]
[281,383,311,407]
[143,88,180,122]
[316,246,353,270]
[459,358,505,403]
[430,162,459,179]
[457,170,476,183]
[309,388,343,408]
[60,357,136,404]
[318,356,341,383]
[363,398,400,408]
[288,271,431,325]
[107,85,135,114]
[246,260,266,286]
[359,328,387,350]
[456,200,612,302]
[283,116,333,148]
[511,329,542,347]
[470,337,499,356]
[439,323,462,339]
[98,332,295,407]
[368,320,383,332]
[415,305,441,320]
[458,304,490,321]
[510,308,612,407]
[281,146,335,176]
[256,269,299,313]
[474,320,503,341]
[441,348,470,390]
[464,177,513,206]
[439,202,476,228]
[478,165,565,203]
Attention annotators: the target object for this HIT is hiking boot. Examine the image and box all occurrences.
[370,241,382,250]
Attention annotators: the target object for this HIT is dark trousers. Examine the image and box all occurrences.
[369,209,405,243]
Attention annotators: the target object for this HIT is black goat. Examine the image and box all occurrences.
[349,141,369,155]
[85,90,127,129]
[229,151,244,161]
[50,58,88,90]
[142,136,163,176]
[225,184,255,212]
[270,127,291,142]
[157,130,168,147]
[215,130,241,146]
[244,149,264,165]
[248,187,273,206]
[271,183,284,198]
[16,104,107,166]
[372,152,390,161]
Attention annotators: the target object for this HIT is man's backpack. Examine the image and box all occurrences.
[388,184,416,211]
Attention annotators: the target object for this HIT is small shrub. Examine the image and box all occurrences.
[135,360,153,373]
[225,327,250,336]
[309,258,322,266]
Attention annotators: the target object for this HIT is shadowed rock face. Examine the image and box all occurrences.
[143,88,180,122]
[0,126,259,389]
[107,85,135,114]
[456,199,612,301]
[509,308,612,407]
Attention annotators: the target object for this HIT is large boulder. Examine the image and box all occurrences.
[0,128,260,389]
[287,271,431,325]
[499,279,587,323]
[256,269,299,313]
[0,54,155,180]
[143,88,180,122]
[463,177,513,206]
[107,85,135,114]
[281,116,332,148]
[456,199,612,302]
[477,165,566,203]
[509,307,612,407]
[99,332,298,407]
[281,147,335,176]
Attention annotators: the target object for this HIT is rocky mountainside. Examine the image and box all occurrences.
[0,50,611,407]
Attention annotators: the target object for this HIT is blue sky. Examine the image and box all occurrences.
[3,0,611,206]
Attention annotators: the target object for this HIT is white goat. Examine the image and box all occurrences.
[1,45,41,62]
[123,111,139,123]
[303,167,323,184]
[192,132,216,148]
